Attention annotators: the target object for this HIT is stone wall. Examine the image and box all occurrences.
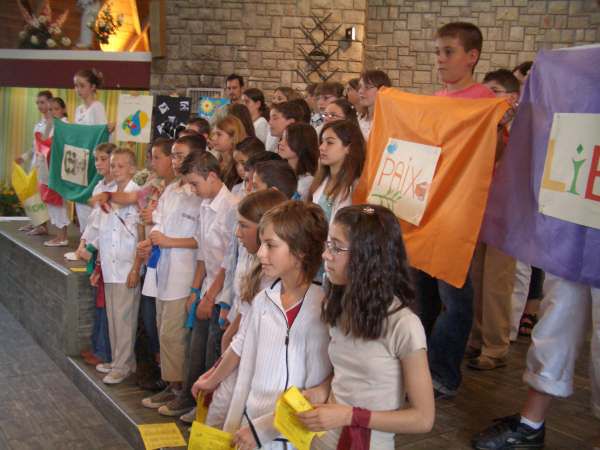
[151,0,600,96]
[364,0,600,93]
[151,0,367,97]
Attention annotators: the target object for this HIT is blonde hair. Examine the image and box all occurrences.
[112,147,137,167]
[216,115,247,148]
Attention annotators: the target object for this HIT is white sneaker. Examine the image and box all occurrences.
[103,370,129,385]
[96,362,112,374]
[179,407,197,424]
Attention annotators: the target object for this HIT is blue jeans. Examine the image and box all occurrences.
[180,305,223,404]
[140,294,160,356]
[91,286,111,362]
[414,270,474,392]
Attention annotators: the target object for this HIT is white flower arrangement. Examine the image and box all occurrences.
[17,0,72,49]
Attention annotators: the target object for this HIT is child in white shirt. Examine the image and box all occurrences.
[193,200,332,449]
[89,148,141,384]
[157,151,239,418]
[141,135,207,409]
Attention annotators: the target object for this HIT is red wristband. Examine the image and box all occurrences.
[351,407,371,428]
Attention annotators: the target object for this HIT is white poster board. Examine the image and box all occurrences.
[61,144,89,186]
[116,94,154,143]
[367,138,441,226]
[539,113,600,229]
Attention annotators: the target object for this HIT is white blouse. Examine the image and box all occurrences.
[75,100,107,125]
[253,117,269,144]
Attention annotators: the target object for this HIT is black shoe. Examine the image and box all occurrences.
[472,414,545,449]
[138,377,168,392]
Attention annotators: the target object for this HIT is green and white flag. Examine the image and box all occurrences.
[48,119,109,204]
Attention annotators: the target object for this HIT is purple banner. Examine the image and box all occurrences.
[480,46,600,288]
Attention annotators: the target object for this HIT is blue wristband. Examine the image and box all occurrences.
[190,287,201,300]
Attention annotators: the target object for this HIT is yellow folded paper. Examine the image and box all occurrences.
[188,421,235,450]
[274,386,324,450]
[195,391,209,424]
[138,423,186,450]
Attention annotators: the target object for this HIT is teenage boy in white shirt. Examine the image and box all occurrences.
[90,148,141,384]
[158,151,239,418]
[141,136,207,409]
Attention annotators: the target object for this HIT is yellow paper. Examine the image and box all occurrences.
[138,423,186,450]
[70,267,87,273]
[188,421,235,450]
[195,392,208,424]
[274,386,323,450]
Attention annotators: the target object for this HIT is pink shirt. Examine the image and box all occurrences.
[435,83,495,99]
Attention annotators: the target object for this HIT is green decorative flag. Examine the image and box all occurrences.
[48,119,109,204]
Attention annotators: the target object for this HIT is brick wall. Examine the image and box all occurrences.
[151,0,600,96]
[151,0,367,97]
[364,0,600,94]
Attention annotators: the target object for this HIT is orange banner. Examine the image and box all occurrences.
[353,88,509,287]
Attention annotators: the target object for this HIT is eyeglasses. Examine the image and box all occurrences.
[325,240,350,255]
[171,152,186,161]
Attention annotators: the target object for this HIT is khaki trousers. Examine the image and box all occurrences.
[156,297,189,382]
[469,243,516,359]
[104,283,140,374]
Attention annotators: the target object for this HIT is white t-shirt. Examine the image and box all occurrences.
[313,302,427,450]
[265,132,279,153]
[75,100,107,125]
[152,181,202,301]
[196,185,239,302]
[297,173,314,201]
[90,179,140,284]
[81,178,118,246]
[358,115,371,140]
[253,117,269,144]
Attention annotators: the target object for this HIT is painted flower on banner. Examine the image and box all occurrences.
[200,99,217,116]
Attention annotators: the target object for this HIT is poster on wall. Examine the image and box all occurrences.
[367,138,441,226]
[538,113,600,229]
[198,97,229,120]
[116,94,154,143]
[153,96,192,139]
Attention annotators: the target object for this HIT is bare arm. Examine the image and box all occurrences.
[298,349,434,434]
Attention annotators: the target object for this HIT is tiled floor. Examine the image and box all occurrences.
[0,303,132,450]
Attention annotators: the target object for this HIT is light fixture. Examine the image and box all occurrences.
[345,26,356,41]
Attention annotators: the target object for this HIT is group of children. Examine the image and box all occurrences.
[17,19,598,450]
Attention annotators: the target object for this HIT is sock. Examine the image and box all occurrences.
[520,416,544,430]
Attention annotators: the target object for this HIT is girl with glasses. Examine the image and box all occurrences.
[298,204,435,449]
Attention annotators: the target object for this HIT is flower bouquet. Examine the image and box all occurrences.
[17,0,72,49]
[88,2,124,45]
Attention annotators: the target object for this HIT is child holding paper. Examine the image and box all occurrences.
[190,189,288,427]
[156,151,239,418]
[192,200,332,450]
[298,204,434,449]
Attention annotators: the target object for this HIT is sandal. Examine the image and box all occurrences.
[518,313,537,337]
[27,225,48,236]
